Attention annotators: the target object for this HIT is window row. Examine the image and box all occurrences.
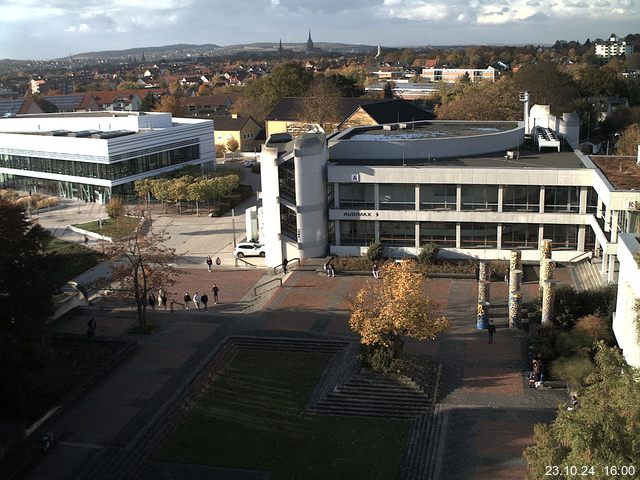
[0,144,200,181]
[337,220,582,250]
[337,184,593,213]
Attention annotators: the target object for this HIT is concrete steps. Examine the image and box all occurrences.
[400,404,449,480]
[570,260,605,292]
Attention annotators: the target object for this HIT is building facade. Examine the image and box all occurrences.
[0,112,215,203]
[595,34,633,58]
[421,67,496,83]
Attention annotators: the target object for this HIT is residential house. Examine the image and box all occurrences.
[588,96,630,122]
[42,93,100,112]
[181,95,235,117]
[421,67,497,83]
[0,98,44,116]
[214,114,262,152]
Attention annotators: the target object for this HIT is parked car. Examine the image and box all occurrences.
[234,242,266,258]
[243,159,257,167]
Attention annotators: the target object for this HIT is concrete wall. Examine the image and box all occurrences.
[259,145,284,267]
[613,233,640,367]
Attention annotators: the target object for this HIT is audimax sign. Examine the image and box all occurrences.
[343,211,379,217]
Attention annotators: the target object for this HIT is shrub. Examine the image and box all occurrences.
[106,197,125,220]
[358,339,404,374]
[550,354,594,388]
[574,314,613,343]
[417,243,439,265]
[366,242,384,262]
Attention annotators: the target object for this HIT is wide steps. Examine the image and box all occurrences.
[570,260,605,292]
[228,336,347,353]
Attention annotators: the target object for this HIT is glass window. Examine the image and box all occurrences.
[460,223,498,248]
[544,187,580,213]
[502,186,539,212]
[339,184,375,209]
[278,160,296,203]
[280,204,297,240]
[586,187,598,214]
[379,184,415,210]
[380,221,415,247]
[461,185,498,211]
[339,220,375,246]
[420,222,456,247]
[542,224,578,249]
[420,184,457,210]
[501,223,538,249]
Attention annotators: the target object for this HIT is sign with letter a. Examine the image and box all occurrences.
[351,174,360,182]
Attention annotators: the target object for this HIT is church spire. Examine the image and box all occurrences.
[278,39,283,54]
[306,29,314,52]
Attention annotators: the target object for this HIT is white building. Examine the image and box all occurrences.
[595,34,633,58]
[0,112,214,203]
[421,67,496,83]
[613,233,640,368]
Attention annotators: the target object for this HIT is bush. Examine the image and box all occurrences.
[550,354,594,388]
[574,314,613,343]
[106,197,125,220]
[358,339,404,374]
[366,242,384,262]
[417,243,439,265]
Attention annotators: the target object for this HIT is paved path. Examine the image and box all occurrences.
[21,267,569,480]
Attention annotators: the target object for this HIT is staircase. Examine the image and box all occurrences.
[569,259,605,292]
[400,405,449,480]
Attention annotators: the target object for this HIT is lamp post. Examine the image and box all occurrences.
[231,208,237,248]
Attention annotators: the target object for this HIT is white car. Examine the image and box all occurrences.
[234,242,266,258]
[243,159,257,167]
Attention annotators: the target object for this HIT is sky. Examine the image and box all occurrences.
[0,0,639,60]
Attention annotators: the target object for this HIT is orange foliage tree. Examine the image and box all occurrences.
[348,260,449,357]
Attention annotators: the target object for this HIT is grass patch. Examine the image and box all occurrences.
[155,350,410,480]
[43,236,105,289]
[74,216,140,239]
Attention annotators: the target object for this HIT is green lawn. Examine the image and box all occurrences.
[155,350,410,480]
[73,216,139,238]
[43,236,105,288]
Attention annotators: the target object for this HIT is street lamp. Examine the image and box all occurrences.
[231,208,237,248]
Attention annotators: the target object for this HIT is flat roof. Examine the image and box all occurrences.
[330,138,586,169]
[342,121,519,140]
[591,156,640,190]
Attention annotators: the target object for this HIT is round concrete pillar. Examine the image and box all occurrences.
[509,269,523,294]
[478,280,490,303]
[509,250,522,272]
[476,301,490,330]
[479,261,490,282]
[540,239,553,261]
[541,279,557,327]
[508,291,522,328]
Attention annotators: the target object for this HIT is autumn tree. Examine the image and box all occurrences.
[299,80,343,133]
[513,62,578,116]
[154,94,186,117]
[616,123,640,155]
[105,197,125,221]
[226,137,240,152]
[436,77,521,121]
[349,261,449,371]
[101,224,182,329]
[524,343,640,479]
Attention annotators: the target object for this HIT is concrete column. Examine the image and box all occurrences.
[508,291,522,328]
[540,238,553,261]
[478,280,490,303]
[539,186,545,214]
[509,269,523,294]
[539,258,555,292]
[497,224,503,250]
[374,220,380,243]
[479,261,491,282]
[497,185,504,213]
[604,205,611,232]
[456,184,462,211]
[607,253,616,283]
[594,238,600,257]
[597,197,603,218]
[334,220,341,246]
[415,184,420,211]
[610,210,619,243]
[577,225,586,252]
[415,222,420,250]
[601,253,608,275]
[476,301,490,329]
[333,182,340,208]
[509,249,522,272]
[456,223,461,249]
[374,183,380,210]
[541,279,556,327]
[579,187,588,215]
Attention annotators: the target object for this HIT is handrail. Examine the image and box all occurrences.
[254,278,282,297]
[273,257,301,275]
[235,257,257,267]
[569,251,593,263]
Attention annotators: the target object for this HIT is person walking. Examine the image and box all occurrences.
[183,292,191,311]
[160,291,168,310]
[148,291,156,310]
[201,292,209,311]
[206,256,213,272]
[282,257,288,274]
[86,317,96,337]
[193,292,201,311]
[328,264,335,277]
[211,284,220,304]
[487,319,496,344]
[372,263,379,279]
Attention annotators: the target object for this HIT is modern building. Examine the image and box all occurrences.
[421,67,497,83]
[613,232,640,368]
[595,34,633,58]
[0,112,214,203]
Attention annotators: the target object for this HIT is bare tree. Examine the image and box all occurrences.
[299,81,343,133]
[101,223,183,329]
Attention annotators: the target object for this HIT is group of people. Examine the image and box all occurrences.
[148,289,168,310]
[183,284,220,311]
[205,256,222,272]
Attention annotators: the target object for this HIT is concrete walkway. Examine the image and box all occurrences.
[22,266,569,480]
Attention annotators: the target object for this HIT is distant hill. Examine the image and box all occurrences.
[67,42,376,60]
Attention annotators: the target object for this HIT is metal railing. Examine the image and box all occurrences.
[254,278,282,297]
[273,257,300,275]
[235,257,258,267]
[569,251,593,263]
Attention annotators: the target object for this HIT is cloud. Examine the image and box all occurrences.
[64,23,90,33]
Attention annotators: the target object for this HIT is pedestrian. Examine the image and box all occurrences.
[206,256,213,272]
[567,394,580,411]
[328,264,335,277]
[372,263,379,279]
[148,291,156,310]
[84,234,89,244]
[215,257,221,266]
[504,273,508,283]
[282,257,288,274]
[193,291,201,310]
[160,292,168,310]
[86,317,96,337]
[201,292,209,311]
[487,319,496,344]
[211,284,220,304]
[183,292,191,310]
